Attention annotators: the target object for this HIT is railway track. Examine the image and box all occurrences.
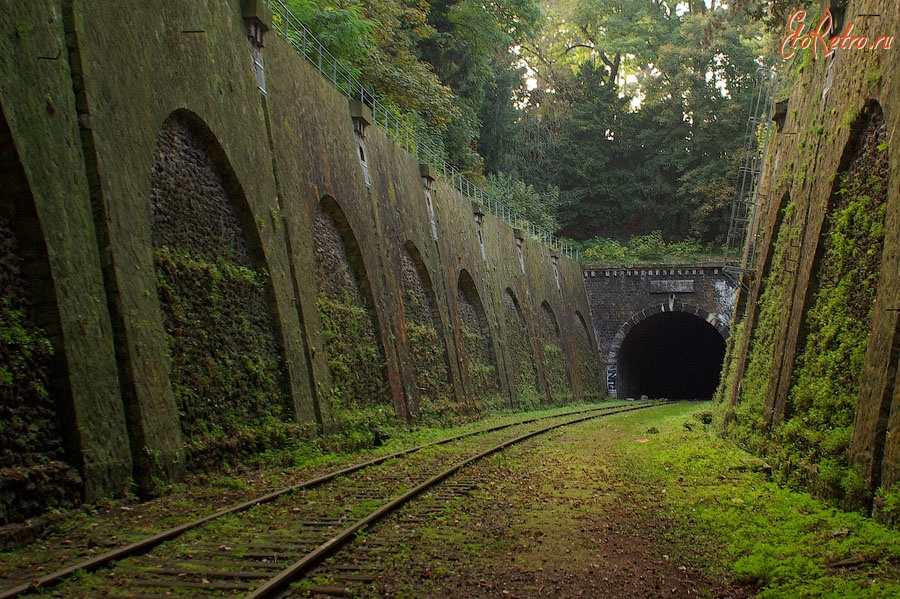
[3,402,656,598]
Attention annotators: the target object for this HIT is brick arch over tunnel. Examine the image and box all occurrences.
[607,301,728,400]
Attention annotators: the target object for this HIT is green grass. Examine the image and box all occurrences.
[610,402,900,597]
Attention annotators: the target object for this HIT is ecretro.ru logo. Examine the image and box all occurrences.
[780,9,893,59]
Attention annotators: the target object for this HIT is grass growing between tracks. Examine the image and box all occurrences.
[373,401,900,598]
[0,401,622,592]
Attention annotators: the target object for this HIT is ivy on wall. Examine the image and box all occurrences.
[155,248,291,467]
[399,247,455,423]
[314,209,392,434]
[151,114,291,471]
[0,216,80,524]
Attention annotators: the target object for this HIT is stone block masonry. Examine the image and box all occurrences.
[0,0,596,523]
[719,0,900,520]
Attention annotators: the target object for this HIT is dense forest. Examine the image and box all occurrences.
[289,0,789,259]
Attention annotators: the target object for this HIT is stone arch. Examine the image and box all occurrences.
[313,196,392,416]
[574,310,601,396]
[0,108,82,522]
[457,269,501,407]
[785,100,889,498]
[399,241,454,420]
[150,110,290,470]
[607,301,728,400]
[540,301,569,402]
[502,288,540,407]
[772,100,887,424]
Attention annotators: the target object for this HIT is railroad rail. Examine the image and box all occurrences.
[3,402,657,598]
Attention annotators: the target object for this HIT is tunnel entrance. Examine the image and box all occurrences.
[616,311,726,400]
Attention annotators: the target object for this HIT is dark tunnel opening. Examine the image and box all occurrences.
[616,311,726,400]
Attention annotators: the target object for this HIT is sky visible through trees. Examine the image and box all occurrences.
[289,0,785,257]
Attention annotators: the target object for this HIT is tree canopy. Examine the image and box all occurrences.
[288,0,778,251]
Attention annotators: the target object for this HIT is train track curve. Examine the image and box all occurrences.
[4,402,657,598]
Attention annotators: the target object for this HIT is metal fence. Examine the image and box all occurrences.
[265,0,578,260]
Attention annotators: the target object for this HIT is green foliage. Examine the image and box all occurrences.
[775,155,887,505]
[460,325,502,409]
[484,172,559,234]
[316,293,391,413]
[542,341,570,404]
[0,303,52,400]
[154,247,291,469]
[722,204,799,455]
[875,486,900,528]
[405,322,457,424]
[510,0,775,244]
[0,222,81,522]
[286,0,376,78]
[582,232,714,263]
[613,402,900,597]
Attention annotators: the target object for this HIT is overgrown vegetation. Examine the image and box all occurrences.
[460,325,504,412]
[721,202,798,455]
[776,119,888,507]
[155,247,293,470]
[405,322,458,423]
[287,0,775,247]
[317,293,393,425]
[619,403,900,597]
[0,219,80,524]
[580,231,721,264]
[720,108,889,512]
[503,292,543,410]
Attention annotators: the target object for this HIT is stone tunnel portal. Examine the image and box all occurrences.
[615,311,726,400]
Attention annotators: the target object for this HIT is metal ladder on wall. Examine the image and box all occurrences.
[723,67,778,286]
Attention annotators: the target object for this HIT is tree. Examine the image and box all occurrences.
[514,0,773,243]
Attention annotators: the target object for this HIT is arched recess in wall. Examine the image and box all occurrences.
[783,100,888,500]
[0,108,81,522]
[399,242,454,420]
[574,310,601,396]
[502,289,541,408]
[313,196,392,417]
[610,302,727,400]
[457,269,501,409]
[150,110,290,470]
[540,301,570,402]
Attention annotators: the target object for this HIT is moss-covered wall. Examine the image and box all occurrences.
[0,0,598,523]
[720,0,900,522]
[151,112,292,470]
[0,0,130,522]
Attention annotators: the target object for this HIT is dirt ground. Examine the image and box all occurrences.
[343,426,750,598]
[2,413,751,598]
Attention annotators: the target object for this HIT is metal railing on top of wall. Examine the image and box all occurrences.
[265,0,578,261]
